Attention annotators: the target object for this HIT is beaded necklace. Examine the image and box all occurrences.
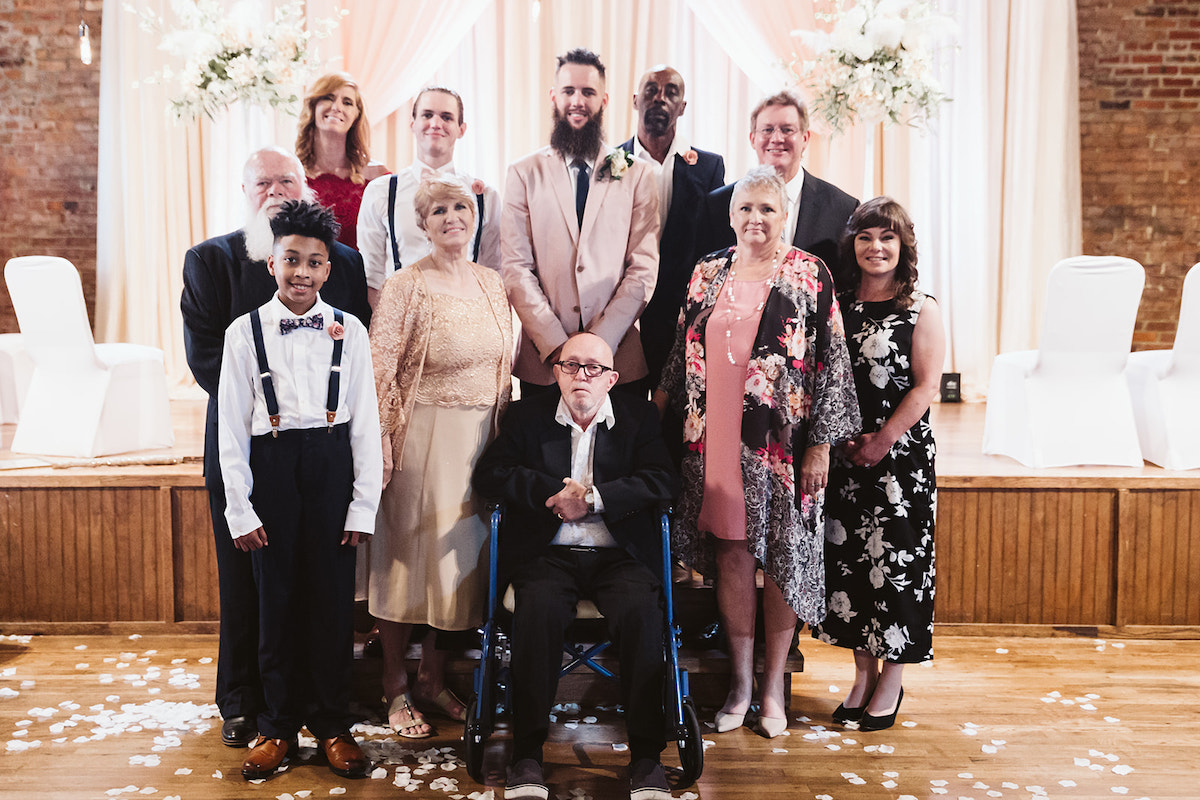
[723,245,783,365]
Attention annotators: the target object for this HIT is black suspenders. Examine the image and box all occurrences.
[249,308,345,437]
[388,174,487,269]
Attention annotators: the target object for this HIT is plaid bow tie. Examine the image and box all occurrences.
[279,313,323,335]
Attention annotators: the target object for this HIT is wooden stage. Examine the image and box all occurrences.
[2,400,1199,637]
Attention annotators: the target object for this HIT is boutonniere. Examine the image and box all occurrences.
[327,322,345,341]
[470,178,485,195]
[682,149,699,166]
[598,148,634,181]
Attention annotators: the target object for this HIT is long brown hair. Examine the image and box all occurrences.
[839,196,920,307]
[295,72,372,185]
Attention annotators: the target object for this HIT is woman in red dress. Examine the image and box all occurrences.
[295,72,389,250]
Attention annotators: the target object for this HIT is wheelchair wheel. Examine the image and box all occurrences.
[671,698,704,787]
[463,696,487,781]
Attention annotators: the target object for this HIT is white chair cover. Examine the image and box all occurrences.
[982,255,1145,467]
[1126,262,1200,470]
[3,256,174,457]
[0,333,33,424]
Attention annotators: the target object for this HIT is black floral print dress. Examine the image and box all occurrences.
[814,290,937,662]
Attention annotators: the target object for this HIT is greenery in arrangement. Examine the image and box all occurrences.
[792,0,957,135]
[126,0,343,122]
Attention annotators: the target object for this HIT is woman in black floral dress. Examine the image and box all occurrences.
[813,197,945,732]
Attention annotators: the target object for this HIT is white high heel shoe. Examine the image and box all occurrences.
[713,709,746,733]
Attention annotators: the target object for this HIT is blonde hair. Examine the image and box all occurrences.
[295,72,372,185]
[413,174,477,232]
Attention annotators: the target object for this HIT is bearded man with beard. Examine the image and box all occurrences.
[501,48,660,399]
[181,145,370,750]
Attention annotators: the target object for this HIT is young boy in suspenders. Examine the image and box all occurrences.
[217,200,382,780]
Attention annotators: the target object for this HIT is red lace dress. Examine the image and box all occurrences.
[309,172,385,251]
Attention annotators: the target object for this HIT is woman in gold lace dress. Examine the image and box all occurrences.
[369,174,512,738]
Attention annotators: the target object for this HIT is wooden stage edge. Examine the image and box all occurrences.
[3,399,1200,636]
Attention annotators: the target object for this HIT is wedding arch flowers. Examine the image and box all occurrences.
[792,0,957,135]
[126,0,344,122]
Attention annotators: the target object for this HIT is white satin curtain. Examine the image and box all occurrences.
[97,0,1079,399]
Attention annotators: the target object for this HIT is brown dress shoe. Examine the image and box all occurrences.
[320,732,368,778]
[241,736,292,779]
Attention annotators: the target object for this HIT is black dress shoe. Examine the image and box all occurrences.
[859,688,904,732]
[221,715,258,748]
[832,703,867,724]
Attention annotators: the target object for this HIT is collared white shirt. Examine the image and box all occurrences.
[356,159,502,290]
[562,152,597,204]
[783,168,807,246]
[549,395,619,548]
[631,132,692,232]
[217,293,383,539]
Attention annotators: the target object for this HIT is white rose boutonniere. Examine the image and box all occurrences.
[599,148,635,181]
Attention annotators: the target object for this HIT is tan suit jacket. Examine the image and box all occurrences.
[501,145,660,385]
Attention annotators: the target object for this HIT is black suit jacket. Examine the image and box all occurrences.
[619,138,726,387]
[180,230,371,487]
[695,170,859,291]
[472,392,679,583]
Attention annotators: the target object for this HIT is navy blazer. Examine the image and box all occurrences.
[472,392,679,583]
[181,229,371,487]
[695,170,859,292]
[619,138,725,387]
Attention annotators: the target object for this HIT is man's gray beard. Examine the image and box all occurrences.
[242,204,275,263]
[550,106,605,161]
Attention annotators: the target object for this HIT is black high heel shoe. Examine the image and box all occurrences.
[832,703,867,724]
[859,688,904,731]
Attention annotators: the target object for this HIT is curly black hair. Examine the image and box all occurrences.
[269,199,341,254]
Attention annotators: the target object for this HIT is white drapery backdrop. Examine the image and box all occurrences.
[97,0,1080,399]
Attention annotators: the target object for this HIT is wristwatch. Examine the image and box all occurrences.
[584,485,596,515]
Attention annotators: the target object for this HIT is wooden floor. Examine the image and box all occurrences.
[1,632,1192,799]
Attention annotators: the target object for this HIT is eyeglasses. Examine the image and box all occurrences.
[554,360,614,378]
[754,125,800,139]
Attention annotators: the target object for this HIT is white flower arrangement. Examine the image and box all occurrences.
[125,0,344,122]
[792,0,957,135]
[599,148,634,181]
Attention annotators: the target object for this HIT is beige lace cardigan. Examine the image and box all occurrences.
[370,260,513,469]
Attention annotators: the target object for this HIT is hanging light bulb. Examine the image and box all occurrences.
[78,20,92,65]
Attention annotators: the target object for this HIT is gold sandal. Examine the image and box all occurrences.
[387,692,434,739]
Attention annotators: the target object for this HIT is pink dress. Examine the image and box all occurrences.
[697,276,773,540]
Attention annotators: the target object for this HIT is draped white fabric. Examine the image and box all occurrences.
[96,0,1080,400]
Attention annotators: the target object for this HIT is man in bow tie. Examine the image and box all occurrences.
[501,48,660,398]
[181,146,370,751]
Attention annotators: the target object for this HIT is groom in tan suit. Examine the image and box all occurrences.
[502,48,660,395]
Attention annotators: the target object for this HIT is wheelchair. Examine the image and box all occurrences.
[462,505,705,788]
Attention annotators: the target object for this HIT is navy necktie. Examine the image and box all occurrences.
[573,159,589,228]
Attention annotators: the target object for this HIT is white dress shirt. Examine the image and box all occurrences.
[217,294,383,539]
[783,168,807,246]
[356,159,502,290]
[631,132,692,232]
[548,395,619,548]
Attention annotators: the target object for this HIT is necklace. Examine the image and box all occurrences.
[723,246,783,365]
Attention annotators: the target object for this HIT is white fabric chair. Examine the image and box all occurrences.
[982,255,1145,467]
[0,333,33,424]
[1126,262,1200,470]
[4,256,174,457]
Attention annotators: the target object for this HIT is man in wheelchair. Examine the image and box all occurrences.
[473,332,679,800]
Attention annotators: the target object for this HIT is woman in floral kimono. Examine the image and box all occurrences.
[813,197,944,732]
[655,166,860,739]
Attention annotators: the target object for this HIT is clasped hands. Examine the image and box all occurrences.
[842,431,891,468]
[545,477,589,522]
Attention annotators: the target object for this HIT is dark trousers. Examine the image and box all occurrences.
[207,483,264,721]
[509,546,666,765]
[248,424,357,740]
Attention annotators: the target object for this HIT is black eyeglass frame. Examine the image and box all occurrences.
[553,360,614,378]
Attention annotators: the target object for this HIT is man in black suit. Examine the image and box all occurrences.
[180,146,370,749]
[620,65,725,391]
[473,332,679,800]
[695,91,859,289]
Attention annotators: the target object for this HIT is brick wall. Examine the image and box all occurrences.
[1078,0,1200,349]
[0,0,100,334]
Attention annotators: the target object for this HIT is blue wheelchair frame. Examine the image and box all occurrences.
[463,506,704,787]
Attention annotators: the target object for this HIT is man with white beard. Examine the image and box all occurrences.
[181,145,370,750]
